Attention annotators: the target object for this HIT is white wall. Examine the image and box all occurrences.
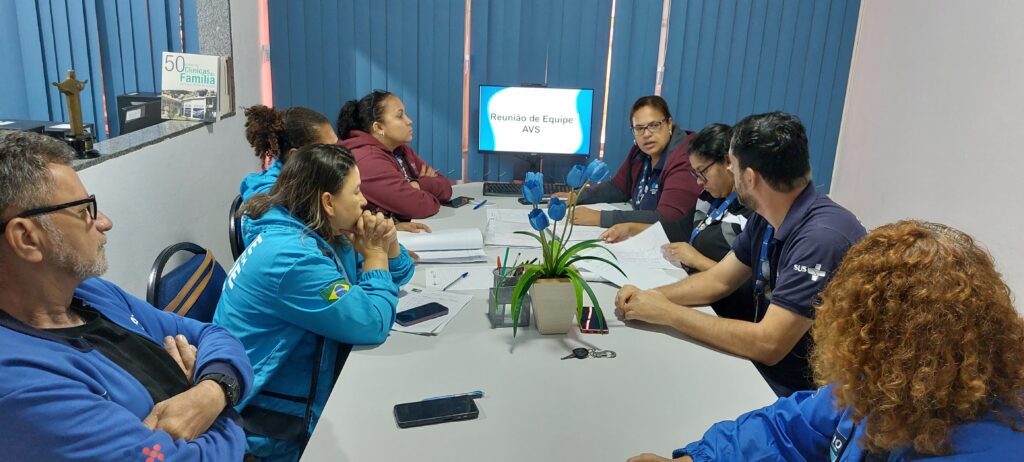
[831,0,1023,305]
[78,1,259,298]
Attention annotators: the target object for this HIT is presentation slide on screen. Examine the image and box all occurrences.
[479,86,593,155]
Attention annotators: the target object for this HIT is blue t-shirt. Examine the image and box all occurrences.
[731,182,866,396]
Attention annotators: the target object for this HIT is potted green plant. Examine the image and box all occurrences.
[510,159,626,336]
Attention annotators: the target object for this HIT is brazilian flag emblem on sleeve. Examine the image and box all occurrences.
[319,279,351,302]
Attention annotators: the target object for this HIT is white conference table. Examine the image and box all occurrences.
[302,183,777,462]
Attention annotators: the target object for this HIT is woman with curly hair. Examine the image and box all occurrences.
[628,220,1024,461]
[240,105,338,202]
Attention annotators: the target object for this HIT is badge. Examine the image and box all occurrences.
[319,280,351,302]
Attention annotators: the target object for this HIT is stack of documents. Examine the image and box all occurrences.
[483,204,622,248]
[574,223,687,290]
[391,284,473,335]
[398,228,488,263]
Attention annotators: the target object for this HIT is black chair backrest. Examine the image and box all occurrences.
[147,242,227,323]
[229,194,244,260]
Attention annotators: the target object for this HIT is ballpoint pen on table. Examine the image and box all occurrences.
[421,390,485,401]
[473,199,488,209]
[442,271,470,291]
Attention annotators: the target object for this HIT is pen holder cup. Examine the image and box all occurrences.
[488,268,531,328]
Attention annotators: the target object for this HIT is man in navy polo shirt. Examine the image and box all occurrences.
[615,111,865,397]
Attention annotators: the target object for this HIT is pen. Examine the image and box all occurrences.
[473,199,488,209]
[442,271,470,291]
[421,390,485,401]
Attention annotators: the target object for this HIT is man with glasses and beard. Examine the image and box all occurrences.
[615,112,866,398]
[0,131,253,460]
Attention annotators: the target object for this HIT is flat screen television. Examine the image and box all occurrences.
[478,85,594,156]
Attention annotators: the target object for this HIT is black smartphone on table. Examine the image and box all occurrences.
[395,302,449,326]
[578,306,609,334]
[394,395,480,428]
[444,196,474,208]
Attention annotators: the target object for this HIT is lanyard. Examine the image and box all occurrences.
[634,157,659,209]
[753,224,774,320]
[394,153,412,182]
[689,192,738,243]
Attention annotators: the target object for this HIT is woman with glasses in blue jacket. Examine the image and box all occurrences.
[214,144,414,461]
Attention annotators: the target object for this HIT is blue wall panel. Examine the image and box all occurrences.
[659,0,860,192]
[0,0,201,140]
[468,0,612,182]
[265,0,859,186]
[602,0,662,174]
[268,0,466,179]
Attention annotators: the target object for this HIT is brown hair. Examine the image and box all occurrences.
[812,220,1024,455]
[242,144,357,240]
[629,95,673,122]
[243,105,329,162]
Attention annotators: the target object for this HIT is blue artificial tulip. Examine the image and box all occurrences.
[528,207,550,231]
[585,159,610,183]
[547,196,567,221]
[566,164,587,188]
[521,171,545,205]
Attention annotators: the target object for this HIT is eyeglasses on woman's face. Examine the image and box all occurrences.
[630,119,668,136]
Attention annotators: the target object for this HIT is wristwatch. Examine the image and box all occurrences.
[200,373,240,407]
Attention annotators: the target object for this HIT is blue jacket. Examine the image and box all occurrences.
[0,278,254,461]
[676,385,1024,461]
[240,159,282,202]
[213,205,414,459]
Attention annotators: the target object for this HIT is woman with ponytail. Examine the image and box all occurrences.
[337,91,452,220]
[240,105,337,202]
[215,144,413,460]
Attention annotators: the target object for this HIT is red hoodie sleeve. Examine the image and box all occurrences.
[401,145,453,204]
[655,134,703,221]
[356,146,448,220]
[610,146,640,193]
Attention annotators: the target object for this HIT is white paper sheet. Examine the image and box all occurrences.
[573,223,683,289]
[424,267,494,291]
[484,207,618,248]
[391,284,473,335]
[595,222,677,270]
[413,249,488,264]
[398,228,483,252]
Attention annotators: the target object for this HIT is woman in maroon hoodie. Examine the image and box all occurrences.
[554,95,703,228]
[336,91,453,220]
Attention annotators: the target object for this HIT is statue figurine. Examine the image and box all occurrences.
[52,69,99,159]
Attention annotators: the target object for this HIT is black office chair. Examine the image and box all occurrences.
[147,242,227,323]
[229,194,244,261]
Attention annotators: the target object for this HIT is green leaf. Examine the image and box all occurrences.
[566,267,604,315]
[513,230,545,247]
[564,255,628,279]
[565,270,585,322]
[554,239,617,273]
[510,266,543,338]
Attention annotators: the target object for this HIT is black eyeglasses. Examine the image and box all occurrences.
[0,195,97,233]
[630,119,668,136]
[689,160,719,182]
